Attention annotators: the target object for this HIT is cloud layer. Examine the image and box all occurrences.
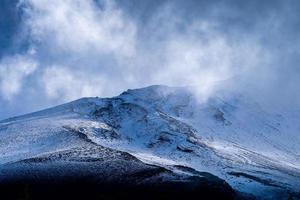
[0,0,300,119]
[0,55,37,100]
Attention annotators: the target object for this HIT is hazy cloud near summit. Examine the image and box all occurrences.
[0,0,300,119]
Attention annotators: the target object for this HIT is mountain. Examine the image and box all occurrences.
[0,85,299,199]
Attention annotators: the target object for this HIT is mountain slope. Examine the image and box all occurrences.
[0,85,300,199]
[0,143,236,200]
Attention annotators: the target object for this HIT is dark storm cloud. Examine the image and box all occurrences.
[1,0,300,119]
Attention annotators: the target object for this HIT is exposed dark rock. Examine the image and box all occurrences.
[228,172,281,188]
[177,145,194,153]
[0,144,239,200]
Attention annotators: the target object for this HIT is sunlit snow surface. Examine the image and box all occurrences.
[0,85,300,199]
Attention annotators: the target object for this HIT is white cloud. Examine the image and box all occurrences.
[10,1,270,102]
[42,66,105,101]
[17,0,139,101]
[144,16,270,102]
[0,0,286,118]
[23,0,136,57]
[0,55,37,100]
[22,0,270,103]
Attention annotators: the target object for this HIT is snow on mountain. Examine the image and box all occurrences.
[0,85,300,199]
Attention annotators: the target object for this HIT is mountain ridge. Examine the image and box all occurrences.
[0,85,300,199]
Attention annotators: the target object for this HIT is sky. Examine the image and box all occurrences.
[0,0,300,119]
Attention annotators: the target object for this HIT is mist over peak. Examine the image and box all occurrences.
[1,0,300,119]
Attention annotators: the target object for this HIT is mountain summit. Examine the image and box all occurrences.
[0,85,299,199]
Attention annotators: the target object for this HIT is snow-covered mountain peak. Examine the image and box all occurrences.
[1,85,300,199]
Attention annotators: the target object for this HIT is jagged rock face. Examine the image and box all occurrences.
[0,85,300,199]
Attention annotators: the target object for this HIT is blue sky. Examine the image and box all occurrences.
[1,0,300,119]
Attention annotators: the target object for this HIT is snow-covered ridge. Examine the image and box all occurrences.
[0,85,300,199]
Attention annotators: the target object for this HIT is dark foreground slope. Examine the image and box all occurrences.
[0,144,241,200]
